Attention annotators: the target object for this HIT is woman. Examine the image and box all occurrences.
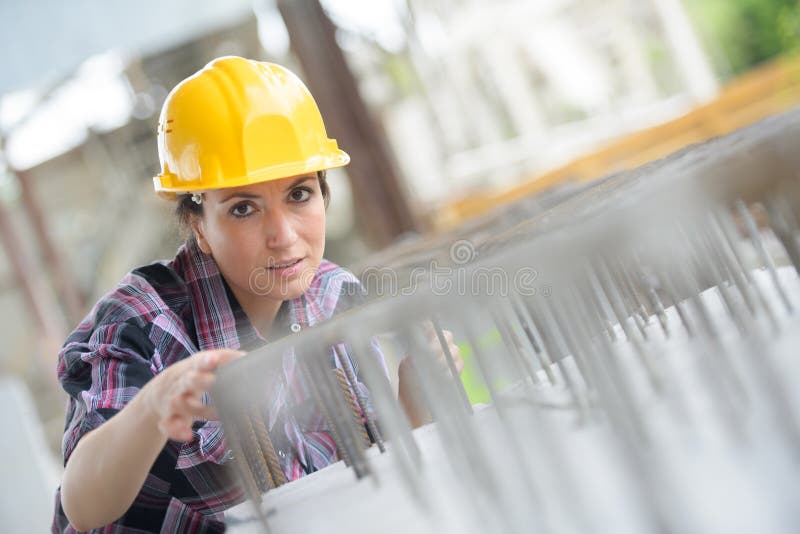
[53,57,462,533]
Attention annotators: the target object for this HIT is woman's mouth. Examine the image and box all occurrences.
[267,258,303,277]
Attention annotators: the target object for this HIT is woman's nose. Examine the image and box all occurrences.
[264,208,298,248]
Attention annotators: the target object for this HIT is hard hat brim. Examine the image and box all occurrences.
[154,149,350,200]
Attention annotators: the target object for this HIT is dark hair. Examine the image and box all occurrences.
[176,170,330,237]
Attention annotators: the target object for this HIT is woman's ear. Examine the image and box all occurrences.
[190,216,212,255]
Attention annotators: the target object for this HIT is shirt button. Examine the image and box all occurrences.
[290,323,301,333]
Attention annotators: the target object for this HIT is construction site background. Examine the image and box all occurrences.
[0,0,798,529]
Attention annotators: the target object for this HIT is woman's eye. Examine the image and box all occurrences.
[290,188,311,202]
[230,203,254,218]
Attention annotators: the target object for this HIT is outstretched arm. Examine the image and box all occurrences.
[60,349,243,531]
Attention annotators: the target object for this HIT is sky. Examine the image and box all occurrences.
[0,0,254,95]
[0,0,406,96]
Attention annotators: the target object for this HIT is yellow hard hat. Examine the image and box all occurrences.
[153,56,349,198]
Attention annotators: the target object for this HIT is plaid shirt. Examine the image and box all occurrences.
[53,238,385,533]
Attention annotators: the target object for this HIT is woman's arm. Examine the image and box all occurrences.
[397,328,463,428]
[397,358,433,427]
[60,349,242,531]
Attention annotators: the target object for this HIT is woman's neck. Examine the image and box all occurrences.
[231,288,285,338]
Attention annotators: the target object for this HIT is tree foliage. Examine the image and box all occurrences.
[686,0,800,79]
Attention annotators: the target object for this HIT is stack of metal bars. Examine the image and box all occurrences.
[214,109,800,534]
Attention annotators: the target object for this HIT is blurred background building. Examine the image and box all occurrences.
[1,0,799,528]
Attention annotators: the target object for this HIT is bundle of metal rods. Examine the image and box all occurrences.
[214,109,800,534]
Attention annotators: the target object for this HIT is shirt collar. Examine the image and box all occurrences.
[176,238,260,351]
[175,239,319,352]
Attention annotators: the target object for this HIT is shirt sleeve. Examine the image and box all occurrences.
[57,321,156,464]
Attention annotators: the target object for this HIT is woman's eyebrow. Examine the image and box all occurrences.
[219,192,261,204]
[284,176,314,191]
[219,176,314,203]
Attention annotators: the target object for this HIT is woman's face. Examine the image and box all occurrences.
[191,173,326,310]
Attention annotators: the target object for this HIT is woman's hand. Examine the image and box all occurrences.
[141,349,245,442]
[398,325,463,428]
[399,325,464,378]
[429,327,464,376]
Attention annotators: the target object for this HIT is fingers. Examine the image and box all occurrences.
[196,349,246,373]
[424,327,464,376]
[159,393,217,442]
[444,337,464,375]
[160,414,194,442]
[158,352,238,441]
[149,349,245,442]
[169,385,215,419]
[185,369,217,393]
[451,344,464,374]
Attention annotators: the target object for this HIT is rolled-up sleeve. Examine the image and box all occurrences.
[57,321,156,464]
